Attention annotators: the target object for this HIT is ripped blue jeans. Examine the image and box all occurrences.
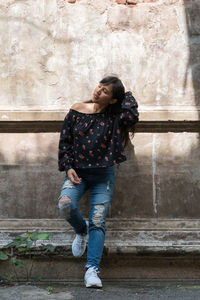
[58,166,115,272]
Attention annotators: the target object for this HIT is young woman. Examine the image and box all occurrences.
[58,76,139,288]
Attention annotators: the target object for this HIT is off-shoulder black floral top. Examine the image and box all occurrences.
[58,91,139,172]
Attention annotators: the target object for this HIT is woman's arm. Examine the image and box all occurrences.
[58,111,74,172]
[119,91,139,126]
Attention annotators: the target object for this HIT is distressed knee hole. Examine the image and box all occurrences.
[58,196,71,209]
[92,204,105,227]
[59,196,72,219]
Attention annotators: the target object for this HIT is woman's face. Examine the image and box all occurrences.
[92,83,116,106]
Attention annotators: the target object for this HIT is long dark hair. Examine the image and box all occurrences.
[86,76,135,148]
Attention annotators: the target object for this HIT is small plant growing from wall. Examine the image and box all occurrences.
[0,231,55,283]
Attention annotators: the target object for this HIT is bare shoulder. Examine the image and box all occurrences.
[71,102,93,113]
[71,102,83,110]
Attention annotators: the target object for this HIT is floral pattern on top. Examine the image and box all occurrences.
[58,91,139,172]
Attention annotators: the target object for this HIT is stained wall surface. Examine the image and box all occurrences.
[0,132,199,219]
[1,0,199,109]
[0,0,200,219]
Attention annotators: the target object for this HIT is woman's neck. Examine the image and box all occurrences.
[93,103,107,113]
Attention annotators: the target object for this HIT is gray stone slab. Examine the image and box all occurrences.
[1,282,200,300]
[0,285,73,300]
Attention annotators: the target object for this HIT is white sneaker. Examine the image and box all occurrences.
[84,267,102,288]
[72,221,88,257]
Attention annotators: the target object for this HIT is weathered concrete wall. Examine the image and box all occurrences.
[0,0,199,109]
[0,0,200,220]
[0,132,199,218]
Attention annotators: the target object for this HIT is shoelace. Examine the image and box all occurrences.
[87,267,99,276]
[77,234,86,245]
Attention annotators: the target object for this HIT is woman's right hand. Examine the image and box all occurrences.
[67,168,82,184]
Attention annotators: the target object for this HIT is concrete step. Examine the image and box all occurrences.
[1,218,200,282]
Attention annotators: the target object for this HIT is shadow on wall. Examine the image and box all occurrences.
[184,0,200,112]
[183,0,200,193]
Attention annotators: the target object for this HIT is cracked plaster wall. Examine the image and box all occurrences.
[0,0,198,109]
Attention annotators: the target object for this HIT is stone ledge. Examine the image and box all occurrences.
[1,107,200,121]
[1,219,200,255]
[1,218,200,231]
[0,108,199,133]
[0,120,199,133]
